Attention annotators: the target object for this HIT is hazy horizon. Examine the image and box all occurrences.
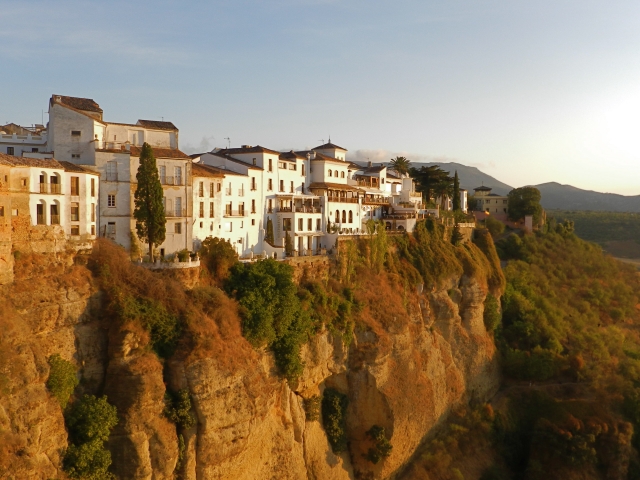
[2,0,639,195]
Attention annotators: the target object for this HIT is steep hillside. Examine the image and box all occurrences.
[410,162,514,195]
[0,222,504,479]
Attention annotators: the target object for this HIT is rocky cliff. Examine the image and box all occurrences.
[0,235,501,479]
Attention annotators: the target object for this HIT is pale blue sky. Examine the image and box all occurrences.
[2,0,639,194]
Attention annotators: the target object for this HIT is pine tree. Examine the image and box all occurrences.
[451,223,464,246]
[133,143,166,262]
[452,170,461,211]
[284,230,294,256]
[266,218,274,244]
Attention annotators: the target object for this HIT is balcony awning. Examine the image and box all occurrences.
[308,182,361,192]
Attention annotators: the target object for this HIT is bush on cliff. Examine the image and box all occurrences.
[46,354,78,408]
[63,394,118,480]
[164,388,196,430]
[321,388,349,453]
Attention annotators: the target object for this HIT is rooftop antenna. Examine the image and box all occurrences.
[224,137,231,149]
[318,139,325,145]
[328,135,331,143]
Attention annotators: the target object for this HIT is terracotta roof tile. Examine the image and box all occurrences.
[279,150,306,160]
[192,163,225,178]
[129,146,189,159]
[217,145,280,155]
[312,142,347,152]
[58,161,99,175]
[0,153,63,168]
[52,95,102,113]
[136,120,178,131]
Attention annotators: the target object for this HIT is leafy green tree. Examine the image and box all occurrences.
[485,215,505,239]
[133,142,166,262]
[199,237,238,285]
[507,187,543,223]
[483,294,502,332]
[452,170,461,211]
[322,388,349,453]
[389,156,411,176]
[46,354,78,408]
[365,425,393,464]
[164,388,195,429]
[409,165,453,203]
[63,395,118,480]
[265,218,274,244]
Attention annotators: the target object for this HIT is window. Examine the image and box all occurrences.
[289,163,296,171]
[279,180,284,192]
[71,154,80,159]
[335,170,338,177]
[217,182,221,192]
[175,197,182,216]
[199,202,204,218]
[251,199,256,213]
[175,222,182,234]
[36,203,45,225]
[308,218,312,231]
[239,203,245,216]
[159,165,166,183]
[251,177,256,190]
[91,204,95,222]
[106,161,117,181]
[268,179,273,191]
[32,148,38,153]
[91,225,95,235]
[342,210,346,223]
[283,218,292,231]
[279,161,286,169]
[71,130,81,136]
[335,210,340,223]
[290,181,294,193]
[199,181,204,197]
[341,171,345,178]
[175,167,183,186]
[316,218,321,231]
[348,210,353,223]
[252,158,256,165]
[210,182,214,197]
[7,147,14,155]
[51,204,60,224]
[70,176,79,195]
[302,164,306,176]
[70,225,80,236]
[107,222,116,235]
[224,222,232,232]
[71,203,80,221]
[328,170,332,177]
[298,218,303,231]
[268,199,273,213]
[91,178,95,196]
[0,206,4,217]
[268,158,273,172]
[107,194,116,207]
[226,203,232,216]
[209,202,214,217]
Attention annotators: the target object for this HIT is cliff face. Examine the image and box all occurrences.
[0,247,500,480]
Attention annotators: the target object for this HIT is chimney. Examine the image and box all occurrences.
[241,145,252,149]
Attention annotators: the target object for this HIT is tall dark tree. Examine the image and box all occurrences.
[389,156,411,176]
[265,218,274,244]
[452,170,461,211]
[409,165,453,204]
[133,143,166,261]
[507,186,543,223]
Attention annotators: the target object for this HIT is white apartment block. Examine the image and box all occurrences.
[0,153,98,238]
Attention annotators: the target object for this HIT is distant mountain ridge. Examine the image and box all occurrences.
[411,162,514,195]
[530,182,640,213]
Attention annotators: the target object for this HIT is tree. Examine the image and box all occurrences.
[265,218,274,244]
[389,156,411,176]
[451,223,464,246]
[133,142,166,262]
[285,230,294,256]
[507,187,543,223]
[452,170,461,211]
[409,165,453,204]
[485,215,505,239]
[199,237,238,285]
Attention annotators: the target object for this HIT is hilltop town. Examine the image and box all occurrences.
[0,94,494,281]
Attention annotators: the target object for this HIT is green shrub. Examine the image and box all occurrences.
[164,388,196,429]
[304,395,321,422]
[321,388,349,453]
[46,354,78,408]
[483,294,501,332]
[485,216,505,239]
[176,249,190,262]
[118,295,181,358]
[63,395,118,480]
[199,237,238,285]
[364,425,393,463]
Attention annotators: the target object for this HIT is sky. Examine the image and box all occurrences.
[1,0,639,195]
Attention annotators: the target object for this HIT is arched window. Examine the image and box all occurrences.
[335,210,340,223]
[328,170,332,177]
[335,170,339,177]
[348,210,353,223]
[342,210,346,223]
[341,171,345,178]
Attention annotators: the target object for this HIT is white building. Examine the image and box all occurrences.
[1,123,48,158]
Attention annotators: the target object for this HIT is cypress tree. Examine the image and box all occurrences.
[285,230,294,256]
[452,170,461,211]
[133,143,166,262]
[266,218,274,244]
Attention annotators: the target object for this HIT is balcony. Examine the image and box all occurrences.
[278,206,293,213]
[224,210,246,217]
[327,196,359,204]
[295,206,321,213]
[238,188,245,197]
[166,209,188,217]
[161,176,183,186]
[106,173,118,182]
[37,214,46,225]
[51,215,60,225]
[225,188,232,195]
[39,183,61,194]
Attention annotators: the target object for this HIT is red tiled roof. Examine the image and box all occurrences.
[279,150,306,160]
[192,163,225,178]
[52,95,102,113]
[0,153,63,168]
[312,142,347,152]
[136,120,178,131]
[217,145,280,155]
[303,151,347,164]
[129,146,189,159]
[58,161,99,175]
[205,152,263,170]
